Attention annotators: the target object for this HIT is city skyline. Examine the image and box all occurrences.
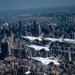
[0,0,75,11]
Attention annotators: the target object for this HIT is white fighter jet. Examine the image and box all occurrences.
[44,35,64,42]
[31,55,61,65]
[26,42,51,51]
[22,33,44,41]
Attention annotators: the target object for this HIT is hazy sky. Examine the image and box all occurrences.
[0,0,75,11]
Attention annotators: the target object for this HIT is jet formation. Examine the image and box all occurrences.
[21,33,75,66]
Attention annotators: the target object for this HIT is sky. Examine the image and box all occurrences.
[0,0,75,11]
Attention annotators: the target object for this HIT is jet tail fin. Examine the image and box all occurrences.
[54,55,61,60]
[44,42,51,48]
[38,33,44,38]
[48,54,61,60]
[59,35,64,39]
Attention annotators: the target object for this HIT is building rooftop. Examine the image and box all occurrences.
[4,56,16,61]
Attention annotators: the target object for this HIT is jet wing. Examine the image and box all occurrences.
[26,45,36,50]
[31,57,50,65]
[31,57,43,62]
[41,60,51,65]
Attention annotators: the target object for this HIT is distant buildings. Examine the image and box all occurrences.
[41,22,57,35]
[31,21,42,36]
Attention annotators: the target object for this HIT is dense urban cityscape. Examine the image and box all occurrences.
[0,7,75,75]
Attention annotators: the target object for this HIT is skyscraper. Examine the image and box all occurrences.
[0,41,9,60]
[34,21,38,36]
[31,21,41,36]
[18,20,23,36]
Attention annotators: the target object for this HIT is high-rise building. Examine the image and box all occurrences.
[31,21,41,36]
[0,41,9,60]
[11,68,17,75]
[8,37,14,55]
[38,24,42,35]
[34,21,38,36]
[0,70,3,75]
[18,20,23,36]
